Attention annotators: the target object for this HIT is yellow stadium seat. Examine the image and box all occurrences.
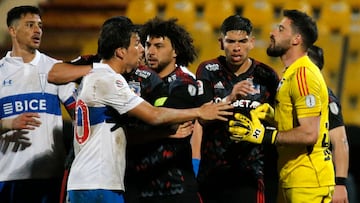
[345,0,360,10]
[125,0,158,24]
[203,0,236,30]
[314,34,344,73]
[191,0,207,8]
[341,67,360,125]
[307,0,327,9]
[188,19,213,52]
[282,0,312,16]
[229,0,249,8]
[347,32,360,63]
[242,0,275,39]
[163,0,197,29]
[317,0,351,35]
[267,0,287,8]
[242,0,274,27]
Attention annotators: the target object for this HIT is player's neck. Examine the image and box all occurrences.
[10,45,36,63]
[232,58,252,76]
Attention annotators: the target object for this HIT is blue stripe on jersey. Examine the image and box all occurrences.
[63,96,76,107]
[76,106,108,126]
[0,93,61,118]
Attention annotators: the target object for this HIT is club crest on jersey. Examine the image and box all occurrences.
[305,94,316,108]
[205,63,220,71]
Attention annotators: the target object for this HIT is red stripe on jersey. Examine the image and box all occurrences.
[297,67,308,96]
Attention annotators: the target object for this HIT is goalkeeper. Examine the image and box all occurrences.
[229,9,335,203]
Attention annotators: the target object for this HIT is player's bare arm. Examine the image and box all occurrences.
[276,116,320,145]
[329,126,349,203]
[128,100,233,125]
[48,63,91,84]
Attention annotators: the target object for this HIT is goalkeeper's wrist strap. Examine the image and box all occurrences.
[335,177,347,185]
[263,127,278,144]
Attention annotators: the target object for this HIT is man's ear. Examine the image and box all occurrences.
[8,26,16,38]
[115,47,126,59]
[219,38,224,50]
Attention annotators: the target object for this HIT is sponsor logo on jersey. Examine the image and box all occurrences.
[167,74,177,83]
[214,97,260,109]
[134,69,151,79]
[305,94,316,108]
[1,93,61,117]
[214,81,225,89]
[3,99,46,115]
[2,79,13,86]
[205,63,220,71]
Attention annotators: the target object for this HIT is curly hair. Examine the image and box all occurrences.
[141,17,197,67]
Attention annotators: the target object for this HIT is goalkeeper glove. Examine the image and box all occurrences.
[228,109,278,144]
[253,103,274,123]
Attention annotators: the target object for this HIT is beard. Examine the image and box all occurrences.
[266,45,287,57]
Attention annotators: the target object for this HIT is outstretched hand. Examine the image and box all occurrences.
[198,101,233,121]
[1,112,41,132]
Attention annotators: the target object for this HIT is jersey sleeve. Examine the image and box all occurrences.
[291,67,323,118]
[196,62,217,104]
[96,75,144,115]
[58,82,77,111]
[328,88,344,129]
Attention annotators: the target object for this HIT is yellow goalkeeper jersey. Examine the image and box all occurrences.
[274,55,335,188]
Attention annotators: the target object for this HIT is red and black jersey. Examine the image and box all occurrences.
[328,88,344,130]
[125,66,200,200]
[196,56,279,186]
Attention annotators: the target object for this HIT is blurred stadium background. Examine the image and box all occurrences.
[1,0,360,200]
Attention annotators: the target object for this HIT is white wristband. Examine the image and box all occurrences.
[1,118,13,130]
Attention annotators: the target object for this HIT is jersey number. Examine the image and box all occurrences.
[75,99,91,144]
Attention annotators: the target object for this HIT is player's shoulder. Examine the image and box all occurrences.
[252,58,279,81]
[197,57,223,72]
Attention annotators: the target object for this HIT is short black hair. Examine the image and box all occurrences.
[7,5,41,27]
[308,45,324,70]
[141,17,197,67]
[220,15,253,36]
[283,9,318,50]
[97,20,137,60]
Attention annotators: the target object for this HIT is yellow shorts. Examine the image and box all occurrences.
[278,186,334,203]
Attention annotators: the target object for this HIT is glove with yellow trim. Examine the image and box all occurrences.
[228,108,278,144]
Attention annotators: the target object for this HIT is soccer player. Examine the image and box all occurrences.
[229,9,335,203]
[195,15,280,203]
[64,18,233,203]
[124,17,202,203]
[308,45,349,203]
[0,5,76,203]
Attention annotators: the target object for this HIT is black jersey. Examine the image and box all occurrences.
[196,56,279,186]
[125,66,200,201]
[328,88,344,130]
